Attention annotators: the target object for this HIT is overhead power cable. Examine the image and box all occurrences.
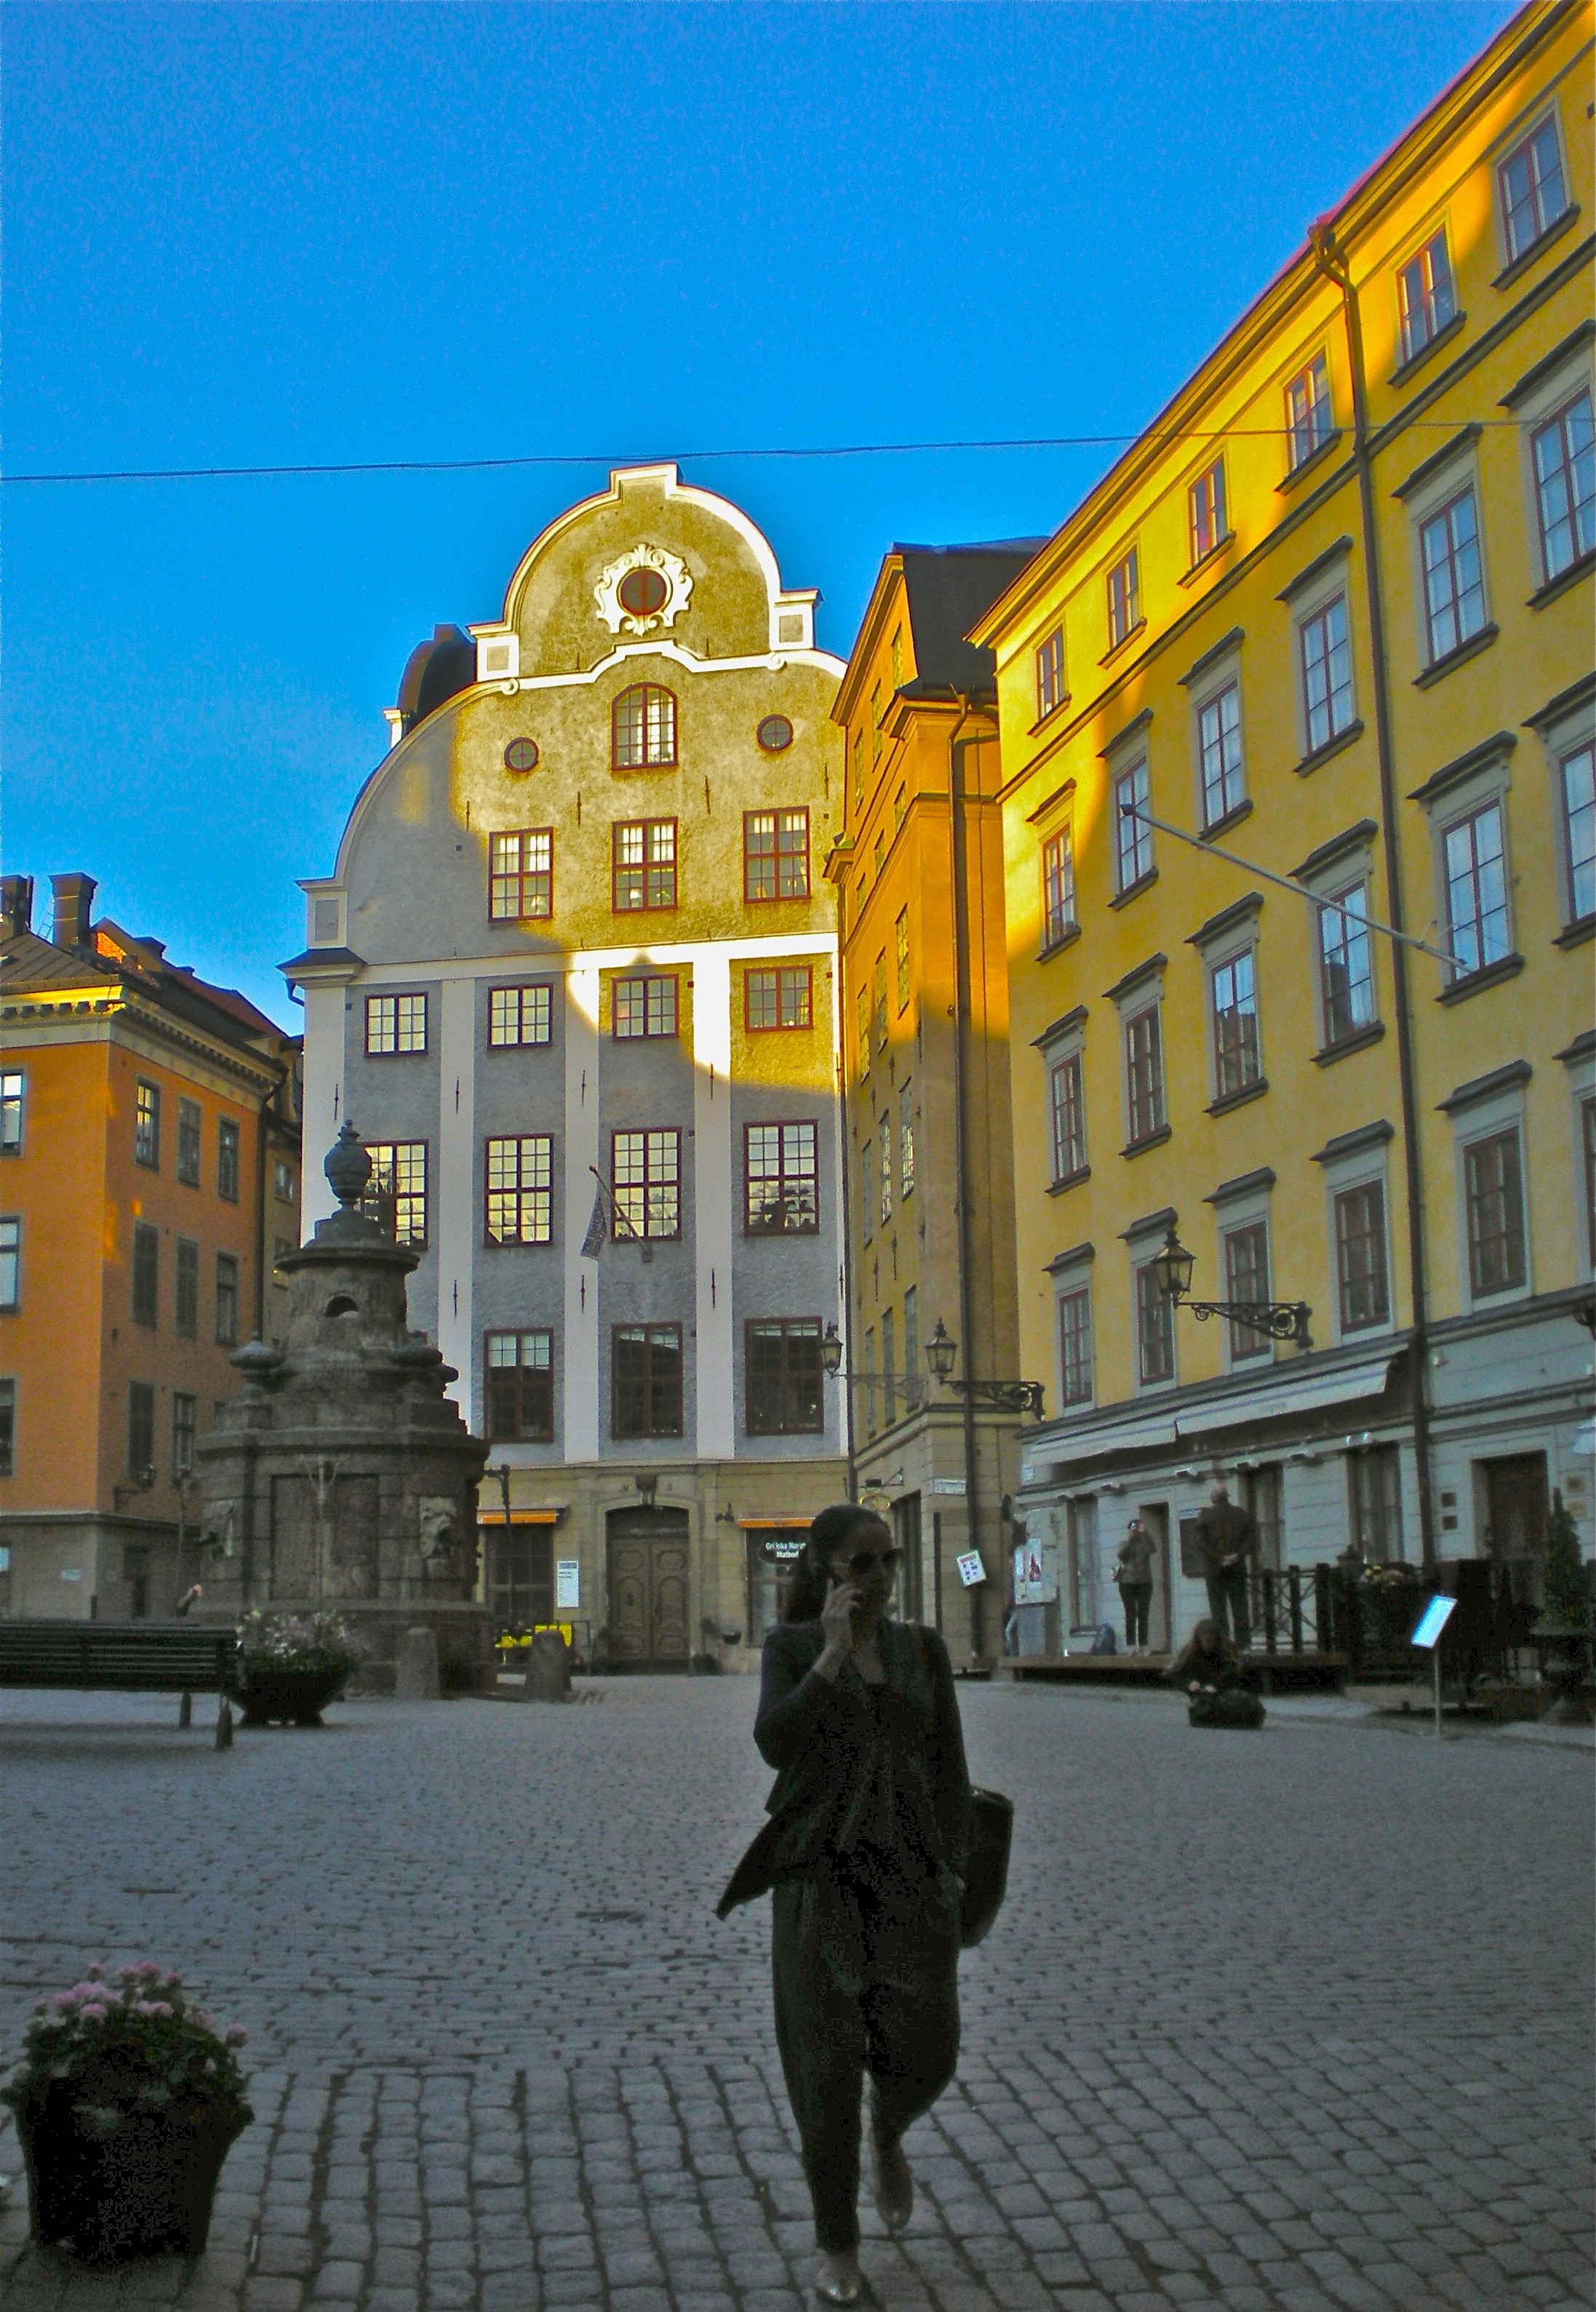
[1,416,1525,488]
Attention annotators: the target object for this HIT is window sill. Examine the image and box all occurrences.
[1207,1078,1269,1119]
[1555,914,1596,951]
[1120,1124,1172,1160]
[1313,1021,1386,1067]
[1529,550,1595,611]
[1200,797,1254,843]
[1027,697,1073,738]
[1413,623,1498,689]
[1276,431,1344,496]
[1491,203,1581,292]
[364,1051,431,1062]
[1099,618,1147,670]
[1037,923,1082,963]
[1109,866,1160,911]
[1293,719,1365,778]
[1437,952,1525,1005]
[1387,308,1467,387]
[1178,534,1236,589]
[1047,1165,1091,1197]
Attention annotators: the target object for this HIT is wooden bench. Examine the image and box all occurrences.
[0,1621,240,1748]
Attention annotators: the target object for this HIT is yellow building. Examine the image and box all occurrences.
[973,0,1594,1653]
[287,466,849,1670]
[829,545,1040,1661]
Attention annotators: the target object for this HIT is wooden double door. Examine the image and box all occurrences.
[607,1508,691,1667]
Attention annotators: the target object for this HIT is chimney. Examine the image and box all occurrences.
[50,872,97,949]
[0,876,33,939]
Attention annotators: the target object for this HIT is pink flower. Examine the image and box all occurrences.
[79,2004,108,2025]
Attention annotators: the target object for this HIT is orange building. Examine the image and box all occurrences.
[0,872,299,1620]
[827,544,1040,1659]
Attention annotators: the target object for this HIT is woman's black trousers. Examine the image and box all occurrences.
[771,1854,960,2253]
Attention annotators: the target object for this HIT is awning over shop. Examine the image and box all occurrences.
[1021,1354,1400,1484]
[740,1518,811,1528]
[478,1509,562,1525]
[1181,1355,1397,1434]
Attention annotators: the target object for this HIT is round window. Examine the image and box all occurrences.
[618,566,669,618]
[757,714,794,753]
[503,738,540,772]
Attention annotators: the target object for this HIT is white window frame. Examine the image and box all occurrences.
[1531,684,1596,933]
[1414,742,1517,991]
[1108,962,1167,1152]
[1394,223,1456,368]
[1318,1137,1395,1349]
[1297,832,1380,1051]
[1104,717,1154,895]
[1403,439,1491,674]
[1205,1173,1276,1374]
[1187,642,1246,830]
[1284,351,1334,473]
[1037,1011,1088,1187]
[1446,1077,1533,1312]
[1508,338,1596,592]
[1049,1247,1095,1412]
[1288,550,1357,762]
[1494,104,1571,271]
[1205,938,1264,1107]
[1560,1040,1596,1275]
[1127,1228,1178,1395]
[1035,627,1066,721]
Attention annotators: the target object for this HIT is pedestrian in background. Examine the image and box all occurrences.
[1114,1518,1156,1654]
[717,1504,971,2308]
[1192,1482,1259,1652]
[1170,1617,1266,1729]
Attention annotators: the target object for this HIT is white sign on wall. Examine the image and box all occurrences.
[555,1559,580,1611]
[955,1551,986,1588]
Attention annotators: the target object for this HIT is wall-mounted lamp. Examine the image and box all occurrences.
[635,1474,658,1507]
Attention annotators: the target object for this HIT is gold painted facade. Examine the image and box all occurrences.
[974,0,1595,1649]
[829,547,1032,1660]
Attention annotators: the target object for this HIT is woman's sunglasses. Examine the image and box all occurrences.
[839,1547,901,1576]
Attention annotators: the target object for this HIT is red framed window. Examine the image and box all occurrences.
[489,830,553,921]
[744,809,810,901]
[613,976,678,1040]
[612,685,677,769]
[613,1324,683,1437]
[612,1129,680,1237]
[613,819,677,911]
[745,1320,823,1435]
[744,1121,819,1234]
[484,1331,554,1440]
[745,965,813,1032]
[485,1136,553,1246]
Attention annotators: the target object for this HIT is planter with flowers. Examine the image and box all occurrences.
[2,1964,252,2264]
[1359,1562,1425,1662]
[233,1609,364,1726]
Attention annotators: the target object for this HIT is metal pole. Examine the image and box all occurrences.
[1311,220,1439,1582]
[947,706,983,1658]
[1433,1643,1443,1742]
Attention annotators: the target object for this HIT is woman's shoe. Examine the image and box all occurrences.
[814,2252,862,2305]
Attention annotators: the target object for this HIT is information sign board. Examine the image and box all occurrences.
[955,1551,986,1588]
[1410,1595,1456,1650]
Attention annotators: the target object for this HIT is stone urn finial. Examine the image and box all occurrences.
[325,1121,372,1210]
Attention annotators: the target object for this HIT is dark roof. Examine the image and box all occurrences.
[397,624,476,731]
[0,920,283,1048]
[894,542,1047,697]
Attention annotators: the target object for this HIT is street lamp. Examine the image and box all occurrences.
[924,1320,1045,1419]
[820,1321,845,1379]
[1154,1224,1313,1350]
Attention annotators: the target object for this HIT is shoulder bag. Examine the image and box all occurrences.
[908,1625,1013,1948]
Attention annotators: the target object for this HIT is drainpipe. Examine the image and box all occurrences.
[1310,220,1438,1579]
[947,698,985,1654]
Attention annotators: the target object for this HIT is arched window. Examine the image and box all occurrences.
[613,684,677,770]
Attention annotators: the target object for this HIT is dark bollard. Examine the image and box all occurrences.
[524,1630,572,1703]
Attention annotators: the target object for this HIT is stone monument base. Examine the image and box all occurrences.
[218,1599,495,1697]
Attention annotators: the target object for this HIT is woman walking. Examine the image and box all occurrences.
[718,1504,972,2305]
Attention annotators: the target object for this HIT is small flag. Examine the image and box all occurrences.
[580,1188,607,1260]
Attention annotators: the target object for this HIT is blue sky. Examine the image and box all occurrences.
[2,1,1516,1023]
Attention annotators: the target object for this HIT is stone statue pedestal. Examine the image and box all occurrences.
[195,1125,492,1694]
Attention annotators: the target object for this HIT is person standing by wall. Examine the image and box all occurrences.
[1192,1483,1259,1652]
[1114,1518,1156,1654]
[717,1504,972,2307]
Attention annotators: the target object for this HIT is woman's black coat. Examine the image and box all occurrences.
[716,1617,972,1917]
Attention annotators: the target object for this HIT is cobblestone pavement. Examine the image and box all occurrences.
[0,1678,1589,2312]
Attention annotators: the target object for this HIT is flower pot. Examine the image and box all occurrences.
[234,1665,344,1726]
[15,2088,246,2264]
